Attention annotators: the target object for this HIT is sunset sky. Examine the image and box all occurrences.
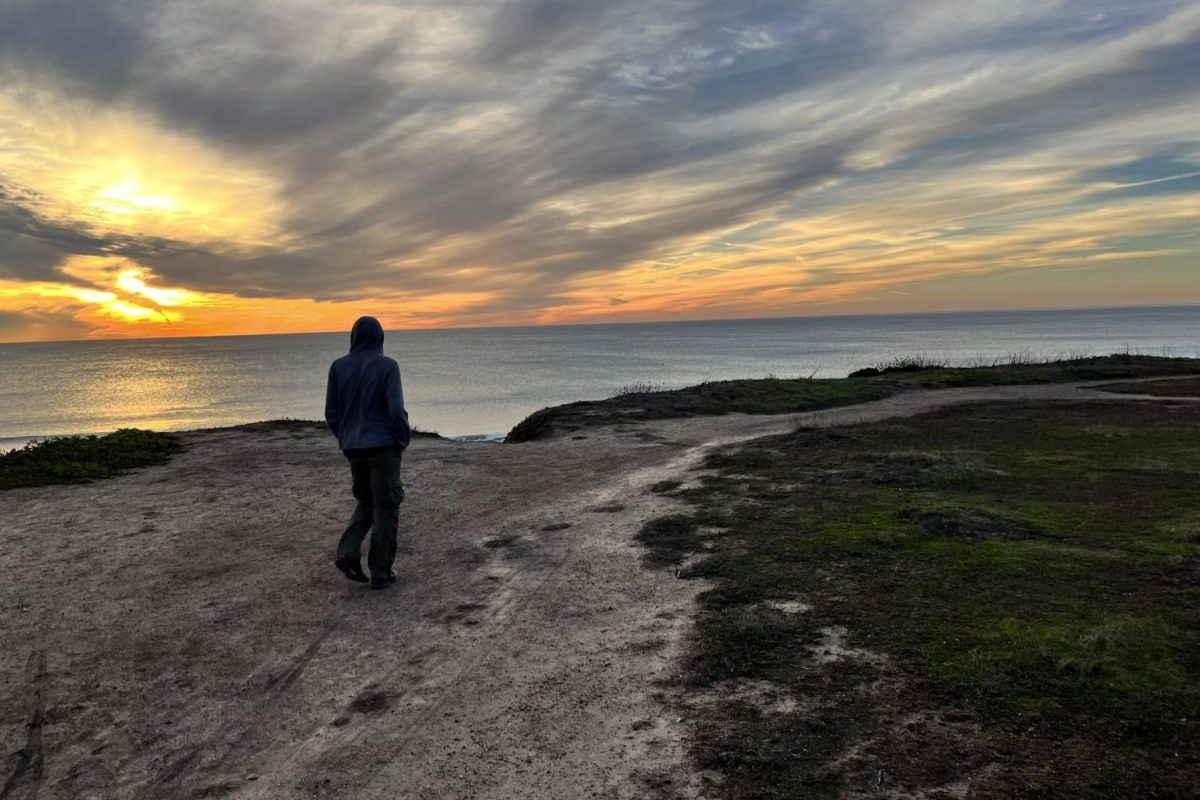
[0,0,1198,342]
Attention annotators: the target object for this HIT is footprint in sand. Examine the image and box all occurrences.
[445,602,487,625]
[482,534,521,549]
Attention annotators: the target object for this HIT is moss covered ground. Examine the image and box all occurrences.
[1096,376,1200,398]
[644,399,1200,798]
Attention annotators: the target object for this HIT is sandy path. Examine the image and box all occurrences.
[0,381,1186,799]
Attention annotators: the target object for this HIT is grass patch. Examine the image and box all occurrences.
[635,513,706,567]
[222,418,446,440]
[1094,376,1200,398]
[651,399,1200,798]
[687,605,815,684]
[0,429,180,490]
[507,377,890,442]
[222,418,326,433]
[506,354,1200,441]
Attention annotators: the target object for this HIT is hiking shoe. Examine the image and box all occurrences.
[369,570,398,590]
[335,557,368,583]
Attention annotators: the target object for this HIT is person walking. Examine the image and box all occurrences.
[325,316,411,589]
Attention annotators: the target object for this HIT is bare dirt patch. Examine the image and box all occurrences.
[3,405,763,799]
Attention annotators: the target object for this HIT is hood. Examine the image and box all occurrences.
[349,316,385,354]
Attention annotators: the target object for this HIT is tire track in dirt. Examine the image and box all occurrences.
[1,650,47,800]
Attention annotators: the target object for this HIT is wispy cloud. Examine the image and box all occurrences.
[0,0,1197,339]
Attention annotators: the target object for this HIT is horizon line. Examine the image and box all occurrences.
[2,300,1198,347]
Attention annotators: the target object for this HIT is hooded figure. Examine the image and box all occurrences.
[326,316,411,452]
[325,316,411,588]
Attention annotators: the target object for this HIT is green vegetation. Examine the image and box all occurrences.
[221,419,445,439]
[636,513,711,568]
[506,354,1200,441]
[646,399,1200,798]
[0,429,180,490]
[854,352,1200,387]
[1095,375,1200,398]
[219,418,327,433]
[507,376,891,442]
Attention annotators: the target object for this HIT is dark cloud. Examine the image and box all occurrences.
[0,196,116,282]
[139,40,409,148]
[0,0,148,98]
[478,0,617,68]
[0,309,92,342]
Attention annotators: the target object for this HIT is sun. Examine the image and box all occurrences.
[115,269,191,307]
[91,178,182,216]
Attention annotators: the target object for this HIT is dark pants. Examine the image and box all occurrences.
[337,447,404,579]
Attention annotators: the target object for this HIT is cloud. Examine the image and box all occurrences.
[0,308,92,342]
[0,0,1197,339]
[0,190,169,282]
[0,0,148,98]
[477,0,618,69]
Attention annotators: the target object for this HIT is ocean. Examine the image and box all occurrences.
[1,305,1197,449]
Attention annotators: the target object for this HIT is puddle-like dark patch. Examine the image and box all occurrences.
[592,503,626,513]
[349,690,392,714]
[483,535,521,549]
[542,522,572,532]
[330,716,350,727]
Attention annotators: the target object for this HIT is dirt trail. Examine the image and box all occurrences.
[0,381,1183,799]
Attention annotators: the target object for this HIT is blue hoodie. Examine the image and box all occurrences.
[325,317,412,451]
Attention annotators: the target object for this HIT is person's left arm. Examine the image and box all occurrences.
[324,364,341,437]
[385,362,411,449]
